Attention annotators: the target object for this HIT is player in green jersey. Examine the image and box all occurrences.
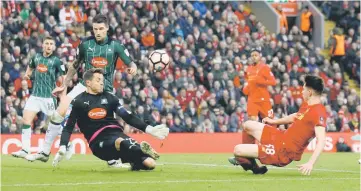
[12,36,65,159]
[27,14,137,168]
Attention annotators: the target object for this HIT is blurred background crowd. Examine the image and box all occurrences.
[1,1,360,135]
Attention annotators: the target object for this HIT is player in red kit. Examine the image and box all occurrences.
[239,48,276,174]
[229,75,327,175]
[243,48,276,121]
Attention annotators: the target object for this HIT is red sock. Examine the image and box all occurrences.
[242,132,255,144]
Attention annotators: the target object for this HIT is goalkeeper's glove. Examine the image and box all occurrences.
[145,124,169,140]
[52,142,74,167]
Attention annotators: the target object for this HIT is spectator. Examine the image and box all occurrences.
[59,3,76,27]
[330,28,346,78]
[299,6,313,40]
[276,5,288,32]
[336,137,352,152]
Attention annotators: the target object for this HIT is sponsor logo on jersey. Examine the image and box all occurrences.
[88,108,107,119]
[37,64,48,73]
[91,57,108,68]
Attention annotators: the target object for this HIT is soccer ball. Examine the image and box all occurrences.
[148,49,170,72]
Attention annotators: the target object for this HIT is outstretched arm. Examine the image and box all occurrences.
[116,105,149,132]
[116,105,168,140]
[297,126,326,175]
[53,43,84,95]
[62,58,83,87]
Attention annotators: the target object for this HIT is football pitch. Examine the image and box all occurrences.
[1,153,360,191]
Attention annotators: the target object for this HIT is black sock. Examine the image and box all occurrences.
[247,158,259,168]
[119,138,144,164]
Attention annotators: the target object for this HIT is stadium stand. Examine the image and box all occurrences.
[1,1,359,135]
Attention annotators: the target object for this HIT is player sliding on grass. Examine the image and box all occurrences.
[26,14,137,168]
[52,68,169,170]
[229,75,327,175]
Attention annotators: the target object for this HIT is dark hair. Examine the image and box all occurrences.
[83,68,104,82]
[93,14,109,26]
[304,75,324,95]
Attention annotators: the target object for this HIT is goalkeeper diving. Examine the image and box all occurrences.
[53,68,169,170]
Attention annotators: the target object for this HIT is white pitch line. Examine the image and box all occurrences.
[161,162,361,174]
[42,160,361,174]
[2,178,359,187]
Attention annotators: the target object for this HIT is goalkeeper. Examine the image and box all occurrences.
[53,68,169,170]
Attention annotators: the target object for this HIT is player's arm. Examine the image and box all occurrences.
[52,100,79,166]
[242,71,250,95]
[112,94,168,139]
[262,113,297,125]
[307,126,326,165]
[115,42,137,75]
[63,41,85,88]
[59,100,79,146]
[297,126,326,175]
[25,57,36,80]
[255,66,276,86]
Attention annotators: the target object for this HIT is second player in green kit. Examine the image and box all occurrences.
[12,36,64,159]
[76,37,132,92]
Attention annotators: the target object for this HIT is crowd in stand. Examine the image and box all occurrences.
[314,0,360,83]
[1,1,359,134]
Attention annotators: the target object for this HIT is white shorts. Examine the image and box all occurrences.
[24,96,56,116]
[67,83,86,99]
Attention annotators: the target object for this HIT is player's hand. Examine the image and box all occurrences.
[145,124,169,140]
[262,117,275,124]
[52,86,66,97]
[297,162,313,176]
[52,145,66,167]
[23,74,30,80]
[126,63,137,75]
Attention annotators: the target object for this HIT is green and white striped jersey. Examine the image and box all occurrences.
[77,36,132,92]
[29,53,64,98]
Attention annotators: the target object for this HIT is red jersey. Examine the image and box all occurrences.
[243,63,276,102]
[284,103,327,160]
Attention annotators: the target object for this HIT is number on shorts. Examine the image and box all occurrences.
[48,103,55,110]
[264,144,275,155]
[268,109,274,118]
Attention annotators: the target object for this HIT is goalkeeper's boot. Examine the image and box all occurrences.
[140,141,159,160]
[107,160,130,168]
[12,149,28,159]
[25,151,49,162]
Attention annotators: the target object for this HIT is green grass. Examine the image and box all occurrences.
[1,153,360,191]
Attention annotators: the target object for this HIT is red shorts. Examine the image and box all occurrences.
[258,125,293,167]
[247,101,274,118]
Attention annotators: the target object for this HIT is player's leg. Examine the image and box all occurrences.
[230,120,268,174]
[259,101,274,121]
[243,102,260,145]
[12,96,40,158]
[242,120,266,142]
[37,84,85,159]
[229,144,268,174]
[114,137,158,170]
